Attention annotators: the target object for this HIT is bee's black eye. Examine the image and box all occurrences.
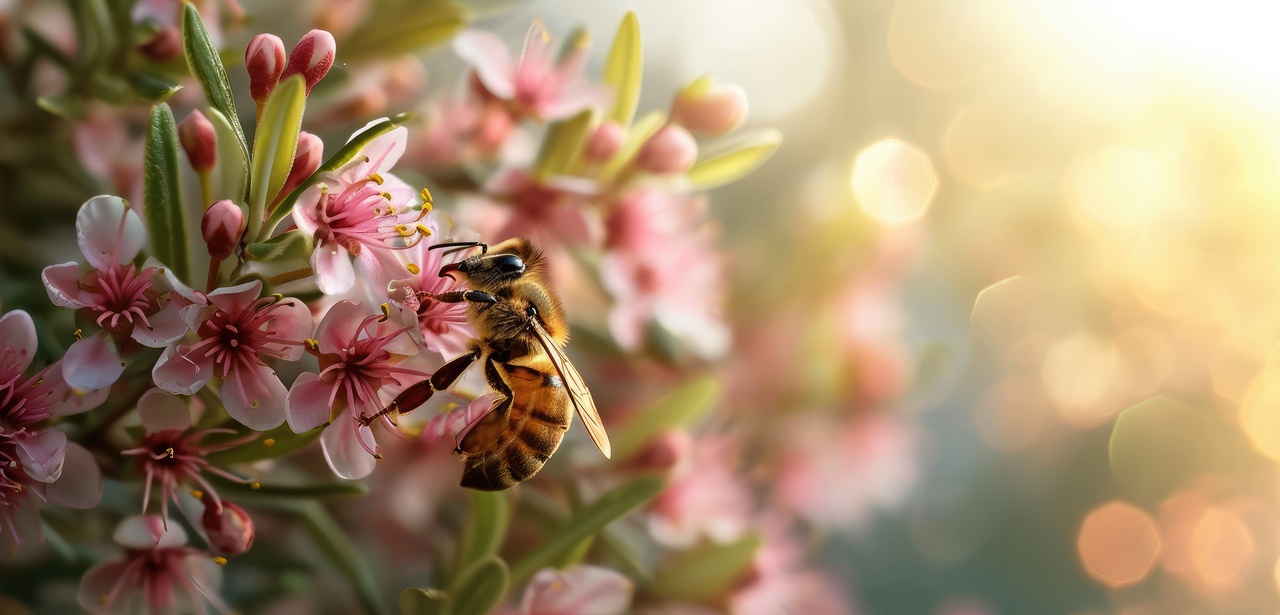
[494,254,525,274]
[525,304,539,318]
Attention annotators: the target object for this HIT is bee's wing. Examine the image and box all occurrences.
[529,318,611,459]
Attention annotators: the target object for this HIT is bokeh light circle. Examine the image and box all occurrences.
[1077,501,1161,587]
[851,139,937,225]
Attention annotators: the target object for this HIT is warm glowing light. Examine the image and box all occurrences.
[1077,501,1161,587]
[1069,145,1187,232]
[851,140,937,225]
[1188,507,1255,590]
[1240,345,1280,462]
[1041,332,1121,428]
[974,375,1050,451]
[942,101,1015,191]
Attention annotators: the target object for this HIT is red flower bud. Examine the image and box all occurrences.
[626,429,691,474]
[201,200,245,260]
[246,33,286,104]
[178,110,218,174]
[672,81,748,136]
[278,131,324,199]
[635,125,698,175]
[201,494,255,555]
[281,30,336,95]
[584,120,625,163]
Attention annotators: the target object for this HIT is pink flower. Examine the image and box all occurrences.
[152,280,311,430]
[601,190,728,359]
[481,168,601,247]
[650,434,753,548]
[454,21,606,121]
[727,516,853,615]
[635,125,698,175]
[520,565,635,615]
[199,492,254,556]
[292,124,429,295]
[410,89,519,168]
[76,515,227,615]
[382,213,475,359]
[120,388,258,527]
[419,394,494,449]
[43,195,199,391]
[287,300,432,479]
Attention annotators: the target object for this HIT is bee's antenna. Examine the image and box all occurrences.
[429,241,488,256]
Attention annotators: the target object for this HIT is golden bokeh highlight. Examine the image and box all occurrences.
[1077,501,1161,587]
[941,101,1015,191]
[1188,507,1255,591]
[850,140,937,226]
[1240,345,1280,462]
[1069,145,1189,233]
[1041,332,1122,428]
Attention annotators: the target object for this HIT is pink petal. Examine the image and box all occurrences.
[518,20,556,85]
[40,442,103,510]
[0,310,37,372]
[315,300,367,355]
[45,362,111,415]
[607,302,646,352]
[62,333,125,391]
[540,81,608,121]
[206,279,263,315]
[77,561,132,611]
[77,194,147,270]
[260,297,313,361]
[314,241,356,294]
[291,184,325,237]
[41,262,87,309]
[287,371,335,433]
[114,514,187,549]
[222,363,288,431]
[339,125,409,182]
[138,388,193,433]
[320,417,377,480]
[520,565,635,615]
[131,299,190,347]
[146,256,205,304]
[152,344,213,396]
[454,30,515,99]
[16,429,67,483]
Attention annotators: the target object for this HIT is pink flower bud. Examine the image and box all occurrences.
[635,125,698,175]
[281,30,336,95]
[246,34,287,104]
[178,110,217,173]
[201,200,244,260]
[278,131,324,199]
[584,120,625,163]
[201,494,255,555]
[626,429,691,474]
[672,82,749,136]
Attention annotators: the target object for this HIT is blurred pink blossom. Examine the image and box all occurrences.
[77,515,226,615]
[728,515,853,615]
[520,565,634,615]
[650,434,753,548]
[409,87,522,168]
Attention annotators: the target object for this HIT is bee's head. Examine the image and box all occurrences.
[433,237,543,289]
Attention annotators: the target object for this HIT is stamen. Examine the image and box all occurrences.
[416,224,433,237]
[368,173,384,185]
[379,303,391,322]
[380,192,393,201]
[73,329,83,341]
[213,557,228,566]
[394,224,414,237]
[420,187,433,206]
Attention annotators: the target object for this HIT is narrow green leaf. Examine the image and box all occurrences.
[533,109,596,180]
[450,556,509,615]
[144,103,190,282]
[205,107,248,202]
[205,422,325,465]
[602,12,642,126]
[126,71,183,102]
[181,4,248,164]
[613,377,721,459]
[40,519,77,562]
[649,533,761,601]
[248,75,306,240]
[400,588,449,615]
[687,129,782,190]
[342,3,470,60]
[510,476,665,583]
[264,113,415,237]
[243,229,314,264]
[211,478,370,500]
[601,110,665,180]
[458,491,511,574]
[297,502,391,615]
[36,95,85,119]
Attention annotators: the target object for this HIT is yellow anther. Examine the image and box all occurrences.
[384,205,397,216]
[416,224,433,238]
[380,192,393,201]
[262,438,276,448]
[369,173,384,185]
[250,400,260,409]
[305,338,319,351]
[406,263,421,275]
[379,303,392,322]
[165,447,175,458]
[191,489,204,499]
[395,224,414,237]
[250,481,261,490]
[73,329,83,341]
[213,556,228,566]
[420,187,433,205]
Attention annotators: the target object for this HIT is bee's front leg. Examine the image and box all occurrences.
[422,289,497,304]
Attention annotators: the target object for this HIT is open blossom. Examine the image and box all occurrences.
[287,300,433,479]
[520,565,635,615]
[454,21,606,121]
[43,195,199,391]
[293,124,430,294]
[650,434,754,548]
[152,280,311,430]
[77,516,226,615]
[120,388,258,527]
[382,212,475,358]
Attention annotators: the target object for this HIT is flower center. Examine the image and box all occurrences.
[85,265,156,336]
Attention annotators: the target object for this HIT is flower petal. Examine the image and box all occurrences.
[62,333,126,391]
[41,443,103,510]
[146,256,205,304]
[340,125,409,182]
[315,300,367,355]
[260,296,313,361]
[520,565,635,615]
[45,361,111,416]
[314,242,356,294]
[206,279,263,315]
[0,310,37,373]
[131,299,190,347]
[77,194,147,269]
[113,514,187,549]
[41,262,87,309]
[16,429,67,483]
[77,561,133,612]
[320,417,377,480]
[152,344,213,396]
[454,30,515,99]
[287,371,335,433]
[221,363,288,431]
[138,387,193,433]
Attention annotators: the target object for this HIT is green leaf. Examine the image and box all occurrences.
[457,491,510,575]
[248,75,306,240]
[205,107,248,202]
[450,556,509,615]
[533,109,597,180]
[400,588,449,615]
[296,501,391,615]
[602,12,642,127]
[211,478,370,500]
[601,110,665,180]
[36,95,85,119]
[243,229,314,265]
[126,71,183,102]
[510,476,665,583]
[181,3,248,165]
[649,533,761,602]
[613,377,721,459]
[205,422,325,465]
[687,129,782,190]
[343,2,470,60]
[264,113,415,239]
[144,103,190,282]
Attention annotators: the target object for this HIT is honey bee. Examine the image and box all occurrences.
[358,237,611,490]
